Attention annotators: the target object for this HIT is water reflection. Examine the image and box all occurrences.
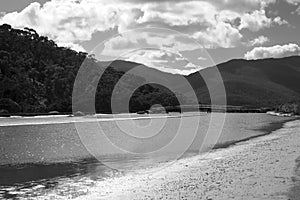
[0,158,113,199]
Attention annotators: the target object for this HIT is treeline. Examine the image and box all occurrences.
[0,24,182,114]
[275,102,300,115]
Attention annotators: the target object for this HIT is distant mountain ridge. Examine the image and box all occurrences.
[107,56,300,107]
[189,56,300,106]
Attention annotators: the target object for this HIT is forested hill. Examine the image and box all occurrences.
[106,56,300,108]
[186,56,300,107]
[1,24,300,114]
[0,24,180,114]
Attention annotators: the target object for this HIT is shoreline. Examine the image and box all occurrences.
[213,117,297,149]
[0,111,295,128]
[0,112,207,127]
[70,119,300,200]
[0,107,273,118]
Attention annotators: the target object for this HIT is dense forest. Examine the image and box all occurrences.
[0,24,181,114]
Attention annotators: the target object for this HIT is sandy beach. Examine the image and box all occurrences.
[53,119,300,200]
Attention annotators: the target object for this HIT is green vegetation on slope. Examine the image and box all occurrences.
[186,57,300,107]
[0,24,181,114]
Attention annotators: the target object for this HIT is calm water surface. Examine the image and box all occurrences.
[0,113,292,199]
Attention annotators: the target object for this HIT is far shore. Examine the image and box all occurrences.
[0,110,274,118]
[0,104,275,118]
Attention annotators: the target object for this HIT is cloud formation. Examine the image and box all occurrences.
[57,42,86,52]
[244,43,300,60]
[0,0,120,51]
[286,0,300,5]
[239,10,286,31]
[0,0,288,51]
[248,36,270,46]
[124,49,202,75]
[295,6,300,14]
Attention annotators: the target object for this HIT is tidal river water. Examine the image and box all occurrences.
[0,113,294,199]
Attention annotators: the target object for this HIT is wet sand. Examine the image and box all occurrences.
[67,120,300,200]
[289,156,300,200]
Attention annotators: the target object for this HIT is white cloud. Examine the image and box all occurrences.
[183,62,198,69]
[244,43,300,60]
[295,6,300,14]
[197,56,207,61]
[149,65,200,75]
[0,0,285,52]
[0,0,144,42]
[193,21,243,48]
[124,49,201,75]
[100,29,208,59]
[248,36,270,46]
[134,1,244,49]
[0,0,126,49]
[57,42,86,52]
[285,0,300,5]
[285,0,300,14]
[284,0,300,14]
[273,16,288,25]
[239,10,287,32]
[136,1,216,26]
[187,0,276,12]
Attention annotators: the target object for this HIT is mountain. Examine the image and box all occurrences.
[0,24,179,114]
[187,56,300,107]
[107,57,300,107]
[104,60,184,87]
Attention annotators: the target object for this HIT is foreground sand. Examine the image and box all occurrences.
[69,120,300,200]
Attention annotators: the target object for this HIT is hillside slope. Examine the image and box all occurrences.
[109,57,300,107]
[186,57,300,106]
[0,24,179,114]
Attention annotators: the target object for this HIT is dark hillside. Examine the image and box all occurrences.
[186,57,300,107]
[0,24,181,114]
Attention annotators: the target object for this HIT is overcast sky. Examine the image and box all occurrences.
[0,0,300,75]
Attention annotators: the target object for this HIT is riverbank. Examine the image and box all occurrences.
[0,104,272,118]
[67,119,300,200]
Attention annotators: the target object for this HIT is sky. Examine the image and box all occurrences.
[0,0,300,75]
